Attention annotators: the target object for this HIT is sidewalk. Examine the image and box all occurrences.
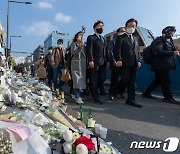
[66,91,180,154]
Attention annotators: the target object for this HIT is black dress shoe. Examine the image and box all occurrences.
[120,94,126,99]
[93,98,103,105]
[126,100,142,108]
[82,90,90,96]
[115,94,121,99]
[108,93,114,101]
[142,93,156,99]
[163,98,180,104]
[100,92,107,96]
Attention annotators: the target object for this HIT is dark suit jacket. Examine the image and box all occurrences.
[114,33,141,67]
[86,34,108,66]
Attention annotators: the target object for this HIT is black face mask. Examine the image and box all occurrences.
[96,28,103,34]
[165,34,172,39]
[165,32,173,39]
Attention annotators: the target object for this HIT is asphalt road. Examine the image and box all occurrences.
[65,90,180,154]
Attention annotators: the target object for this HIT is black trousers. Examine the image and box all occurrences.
[144,69,173,99]
[109,69,121,94]
[86,68,91,90]
[47,67,54,87]
[115,66,137,101]
[90,65,106,99]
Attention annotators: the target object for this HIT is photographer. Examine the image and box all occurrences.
[142,26,180,104]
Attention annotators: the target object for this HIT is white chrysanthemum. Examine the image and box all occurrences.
[99,145,110,154]
[73,132,80,140]
[99,150,108,154]
[63,142,72,154]
[110,151,115,154]
[63,130,73,142]
[76,144,88,154]
[99,152,105,154]
[37,127,44,135]
[106,148,111,153]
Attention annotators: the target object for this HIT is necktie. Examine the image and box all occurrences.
[99,35,104,45]
[129,35,134,44]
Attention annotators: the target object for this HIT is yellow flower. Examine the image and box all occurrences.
[99,147,103,151]
[71,138,75,143]
[73,132,80,139]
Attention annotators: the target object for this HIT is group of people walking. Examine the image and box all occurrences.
[34,18,180,107]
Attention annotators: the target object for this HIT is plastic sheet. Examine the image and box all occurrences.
[0,121,51,154]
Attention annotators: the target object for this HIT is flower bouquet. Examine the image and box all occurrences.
[99,144,116,154]
[62,130,98,154]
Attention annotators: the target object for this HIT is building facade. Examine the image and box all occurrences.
[0,21,6,54]
[25,55,32,63]
[12,56,25,64]
[44,31,72,55]
[33,45,44,62]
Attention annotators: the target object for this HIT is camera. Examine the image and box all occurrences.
[82,26,86,34]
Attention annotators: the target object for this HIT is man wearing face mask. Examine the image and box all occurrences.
[86,20,108,104]
[108,27,126,101]
[45,47,54,89]
[51,39,65,91]
[114,18,142,107]
[142,26,180,104]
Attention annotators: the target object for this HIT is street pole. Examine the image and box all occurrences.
[10,35,21,53]
[10,36,11,53]
[6,0,10,58]
[5,0,32,59]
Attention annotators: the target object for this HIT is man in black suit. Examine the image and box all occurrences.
[108,27,126,101]
[114,18,142,107]
[86,20,108,104]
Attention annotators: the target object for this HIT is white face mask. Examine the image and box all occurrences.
[58,44,62,48]
[118,32,125,36]
[49,50,53,54]
[126,28,135,34]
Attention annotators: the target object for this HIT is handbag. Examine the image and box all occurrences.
[61,68,71,81]
[34,71,38,77]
